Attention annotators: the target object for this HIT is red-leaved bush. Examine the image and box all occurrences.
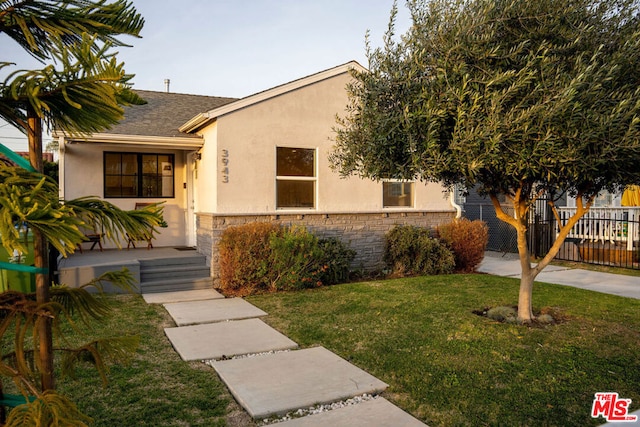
[436,218,488,273]
[218,222,281,296]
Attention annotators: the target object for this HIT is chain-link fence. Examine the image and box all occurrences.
[464,204,517,253]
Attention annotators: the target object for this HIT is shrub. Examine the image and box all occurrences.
[317,237,356,285]
[436,218,489,273]
[268,226,324,291]
[218,222,281,296]
[384,225,455,276]
[218,223,355,296]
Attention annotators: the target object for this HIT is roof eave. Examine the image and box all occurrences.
[178,113,211,134]
[58,132,204,149]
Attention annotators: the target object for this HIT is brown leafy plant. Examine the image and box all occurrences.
[436,219,489,273]
[0,270,140,426]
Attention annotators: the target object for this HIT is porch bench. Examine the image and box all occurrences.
[126,202,156,250]
[126,233,153,250]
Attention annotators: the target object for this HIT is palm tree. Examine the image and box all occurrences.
[0,0,154,404]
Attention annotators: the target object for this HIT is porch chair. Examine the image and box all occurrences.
[77,222,103,253]
[126,203,155,250]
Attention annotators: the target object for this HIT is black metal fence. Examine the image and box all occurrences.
[465,201,640,270]
[541,208,640,270]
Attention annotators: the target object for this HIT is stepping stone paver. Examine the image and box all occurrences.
[164,318,298,361]
[143,289,224,304]
[164,298,267,326]
[276,397,427,426]
[212,346,388,419]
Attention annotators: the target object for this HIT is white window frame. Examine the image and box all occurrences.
[382,180,415,208]
[275,146,317,210]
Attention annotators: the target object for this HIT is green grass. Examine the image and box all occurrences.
[247,274,640,427]
[53,294,247,427]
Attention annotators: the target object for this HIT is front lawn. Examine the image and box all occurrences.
[247,274,640,426]
[56,294,251,427]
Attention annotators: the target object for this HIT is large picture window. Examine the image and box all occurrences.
[383,181,414,207]
[276,147,315,208]
[104,152,175,198]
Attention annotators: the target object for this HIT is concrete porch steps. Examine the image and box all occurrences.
[140,264,211,282]
[140,277,213,293]
[139,254,213,293]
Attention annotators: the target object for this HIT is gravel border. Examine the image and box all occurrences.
[258,393,380,425]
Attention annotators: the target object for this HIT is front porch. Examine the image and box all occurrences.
[57,247,213,293]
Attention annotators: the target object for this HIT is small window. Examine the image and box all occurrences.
[276,147,315,208]
[593,191,614,207]
[104,152,174,198]
[383,181,414,207]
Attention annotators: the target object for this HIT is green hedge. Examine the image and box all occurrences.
[384,225,455,276]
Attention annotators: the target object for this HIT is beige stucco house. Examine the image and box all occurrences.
[58,61,458,278]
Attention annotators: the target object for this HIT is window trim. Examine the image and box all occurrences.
[382,180,415,208]
[103,151,175,199]
[275,146,317,210]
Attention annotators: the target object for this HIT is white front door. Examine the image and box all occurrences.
[186,152,198,247]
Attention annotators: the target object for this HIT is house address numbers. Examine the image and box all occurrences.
[221,149,229,183]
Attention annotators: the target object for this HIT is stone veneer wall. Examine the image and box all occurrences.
[197,211,455,286]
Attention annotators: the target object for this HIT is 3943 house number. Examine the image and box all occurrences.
[221,149,229,183]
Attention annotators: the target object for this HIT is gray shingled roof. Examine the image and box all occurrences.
[106,90,238,138]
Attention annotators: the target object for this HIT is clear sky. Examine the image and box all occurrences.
[1,0,413,151]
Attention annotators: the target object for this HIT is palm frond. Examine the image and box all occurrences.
[0,166,84,256]
[51,268,136,326]
[0,0,144,61]
[80,268,137,293]
[5,390,92,427]
[65,197,164,247]
[2,33,146,136]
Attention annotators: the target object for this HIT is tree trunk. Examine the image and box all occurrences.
[27,107,55,391]
[491,191,594,323]
[515,218,535,322]
[490,191,539,322]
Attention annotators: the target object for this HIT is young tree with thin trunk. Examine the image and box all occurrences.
[0,0,151,400]
[331,0,640,322]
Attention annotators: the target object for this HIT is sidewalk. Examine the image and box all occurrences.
[478,251,640,300]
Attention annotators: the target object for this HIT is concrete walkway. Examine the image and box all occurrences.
[478,251,640,299]
[151,289,426,425]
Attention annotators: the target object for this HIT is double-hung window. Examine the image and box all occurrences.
[276,147,316,209]
[104,152,175,198]
[383,181,414,207]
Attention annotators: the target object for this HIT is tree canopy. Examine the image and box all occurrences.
[332,0,640,321]
[0,0,145,135]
